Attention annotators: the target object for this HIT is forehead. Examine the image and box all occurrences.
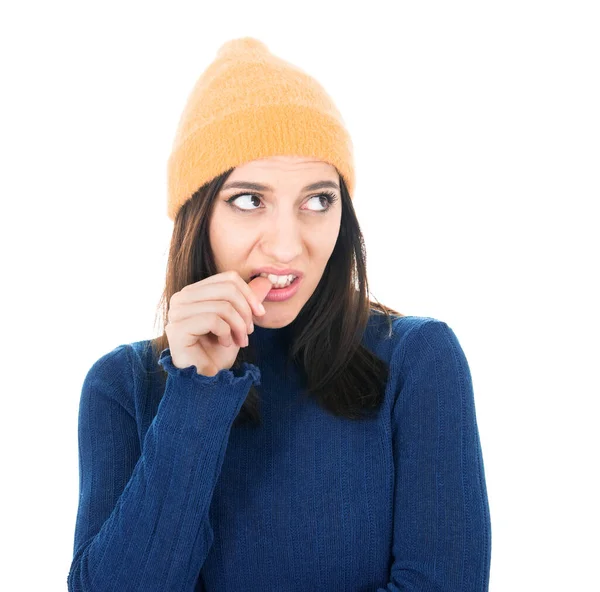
[231,155,338,178]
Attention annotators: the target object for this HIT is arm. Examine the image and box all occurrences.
[378,320,492,591]
[67,345,260,592]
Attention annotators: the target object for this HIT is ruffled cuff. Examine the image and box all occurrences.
[158,347,261,387]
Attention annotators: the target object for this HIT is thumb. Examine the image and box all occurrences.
[248,276,273,310]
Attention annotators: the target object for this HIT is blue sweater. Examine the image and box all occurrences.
[68,313,491,591]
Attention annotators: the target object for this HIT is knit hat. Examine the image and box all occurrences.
[166,37,356,221]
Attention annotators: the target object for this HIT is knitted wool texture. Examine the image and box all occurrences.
[166,37,356,221]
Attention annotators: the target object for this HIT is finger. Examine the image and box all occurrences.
[247,276,273,313]
[185,271,266,317]
[174,312,233,350]
[183,271,256,332]
[172,295,252,345]
[231,271,269,316]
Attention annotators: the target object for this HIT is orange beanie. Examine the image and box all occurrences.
[166,37,356,221]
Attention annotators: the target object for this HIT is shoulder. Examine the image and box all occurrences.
[84,342,132,384]
[388,317,473,409]
[394,316,465,360]
[365,312,458,361]
[82,340,153,419]
[365,313,471,391]
[394,316,469,374]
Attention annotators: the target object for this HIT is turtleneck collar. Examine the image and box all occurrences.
[247,319,302,384]
[250,320,294,351]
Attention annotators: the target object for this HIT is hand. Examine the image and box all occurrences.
[165,270,272,376]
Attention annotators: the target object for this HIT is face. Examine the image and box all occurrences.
[209,155,343,328]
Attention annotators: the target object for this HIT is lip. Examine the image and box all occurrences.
[263,275,302,302]
[249,267,304,281]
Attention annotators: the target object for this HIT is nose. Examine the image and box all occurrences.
[259,217,303,260]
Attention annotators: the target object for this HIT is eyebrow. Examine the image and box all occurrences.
[221,180,340,193]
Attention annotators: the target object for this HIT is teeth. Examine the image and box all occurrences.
[256,272,297,288]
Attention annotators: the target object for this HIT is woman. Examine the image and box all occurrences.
[68,37,491,591]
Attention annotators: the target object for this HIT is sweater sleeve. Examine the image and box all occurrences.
[67,345,261,592]
[377,320,492,592]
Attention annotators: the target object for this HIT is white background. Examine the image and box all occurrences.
[1,1,598,590]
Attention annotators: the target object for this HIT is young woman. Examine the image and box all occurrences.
[68,37,491,591]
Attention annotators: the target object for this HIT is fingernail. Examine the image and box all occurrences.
[258,303,266,314]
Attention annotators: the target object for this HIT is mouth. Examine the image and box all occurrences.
[249,273,297,282]
[249,273,301,291]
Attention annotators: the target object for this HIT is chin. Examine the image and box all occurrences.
[254,310,297,329]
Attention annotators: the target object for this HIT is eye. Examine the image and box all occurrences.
[224,191,338,214]
[225,193,262,211]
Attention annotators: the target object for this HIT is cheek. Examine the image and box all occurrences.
[209,221,240,268]
[210,213,250,254]
[317,222,341,253]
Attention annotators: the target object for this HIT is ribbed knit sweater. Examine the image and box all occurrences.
[67,313,491,591]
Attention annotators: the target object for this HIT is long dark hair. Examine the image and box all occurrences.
[149,167,404,426]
